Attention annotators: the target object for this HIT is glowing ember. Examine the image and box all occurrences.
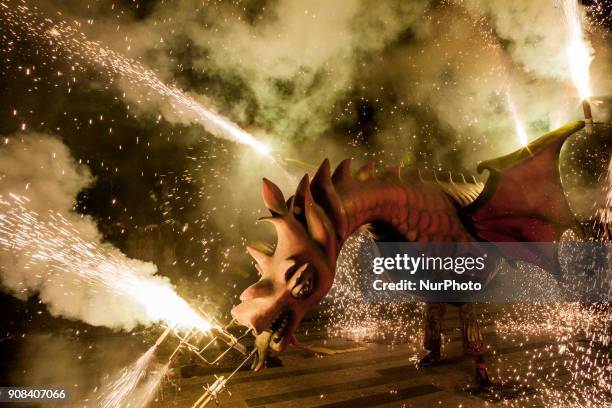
[0,0,271,158]
[560,0,593,100]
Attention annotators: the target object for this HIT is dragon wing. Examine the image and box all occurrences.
[462,121,585,273]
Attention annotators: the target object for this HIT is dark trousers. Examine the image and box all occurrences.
[423,302,484,356]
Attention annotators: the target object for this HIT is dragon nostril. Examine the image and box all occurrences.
[239,279,274,301]
[231,302,267,333]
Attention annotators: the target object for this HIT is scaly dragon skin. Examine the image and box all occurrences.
[231,121,585,371]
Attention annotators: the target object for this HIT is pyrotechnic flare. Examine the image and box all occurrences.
[0,193,212,331]
[560,0,594,133]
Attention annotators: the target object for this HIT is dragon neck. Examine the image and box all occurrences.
[309,160,473,270]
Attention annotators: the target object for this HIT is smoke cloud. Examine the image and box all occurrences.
[123,0,608,150]
[0,134,177,330]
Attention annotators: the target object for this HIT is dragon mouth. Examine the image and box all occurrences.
[251,309,292,371]
[269,309,292,350]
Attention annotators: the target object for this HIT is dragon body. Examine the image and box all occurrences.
[231,121,585,371]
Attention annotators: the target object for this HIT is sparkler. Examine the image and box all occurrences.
[0,0,271,157]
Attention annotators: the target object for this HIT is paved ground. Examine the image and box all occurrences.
[149,303,611,408]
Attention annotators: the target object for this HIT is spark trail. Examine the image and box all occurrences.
[0,0,271,157]
[97,345,158,408]
[0,193,211,331]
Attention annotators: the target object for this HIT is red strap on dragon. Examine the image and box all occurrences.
[231,121,585,371]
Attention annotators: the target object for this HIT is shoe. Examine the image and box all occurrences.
[475,363,493,388]
[418,351,441,367]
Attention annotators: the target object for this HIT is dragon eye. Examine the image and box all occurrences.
[287,263,314,299]
[291,274,314,299]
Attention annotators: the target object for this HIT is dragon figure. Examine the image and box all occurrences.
[231,121,585,386]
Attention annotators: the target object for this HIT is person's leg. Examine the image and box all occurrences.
[457,302,492,388]
[419,302,446,367]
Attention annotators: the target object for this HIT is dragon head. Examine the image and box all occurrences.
[231,169,340,370]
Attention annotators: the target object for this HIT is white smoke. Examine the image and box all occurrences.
[0,134,177,330]
[462,0,574,79]
[111,0,430,139]
[127,0,606,143]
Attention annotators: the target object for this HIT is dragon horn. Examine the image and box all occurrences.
[291,174,310,214]
[311,159,349,239]
[332,158,353,187]
[304,180,338,261]
[355,161,375,181]
[262,178,288,215]
[246,245,272,268]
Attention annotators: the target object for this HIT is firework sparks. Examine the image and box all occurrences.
[496,302,611,406]
[560,0,593,101]
[326,231,611,406]
[133,362,171,407]
[1,191,215,404]
[0,0,271,158]
[97,345,158,408]
[600,160,612,225]
[0,193,210,331]
[327,231,424,346]
[597,158,612,243]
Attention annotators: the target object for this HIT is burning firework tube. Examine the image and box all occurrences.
[191,376,227,408]
[582,99,593,134]
[155,326,173,346]
[191,348,257,408]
